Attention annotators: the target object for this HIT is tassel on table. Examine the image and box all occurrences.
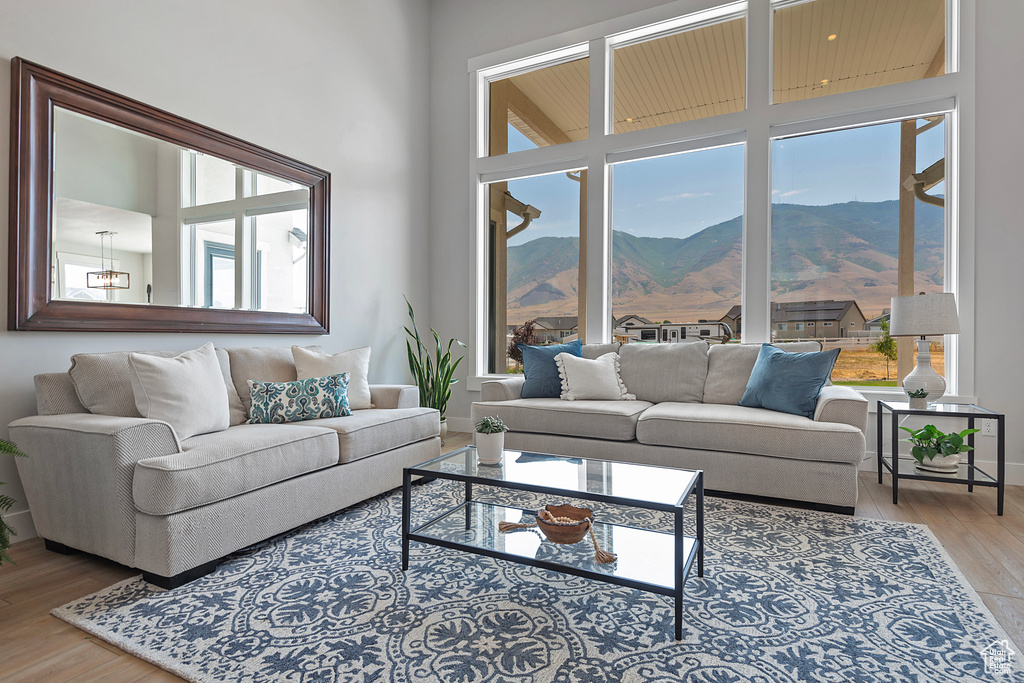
[589,525,618,564]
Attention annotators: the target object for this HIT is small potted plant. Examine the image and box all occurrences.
[900,423,979,473]
[475,416,509,465]
[907,388,929,410]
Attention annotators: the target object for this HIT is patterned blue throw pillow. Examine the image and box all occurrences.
[247,374,352,424]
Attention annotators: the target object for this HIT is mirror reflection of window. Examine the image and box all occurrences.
[48,105,313,313]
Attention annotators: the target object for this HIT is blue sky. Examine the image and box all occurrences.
[504,118,945,244]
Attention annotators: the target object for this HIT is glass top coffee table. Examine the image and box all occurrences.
[401,446,704,640]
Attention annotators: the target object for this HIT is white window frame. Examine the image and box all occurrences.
[468,0,975,403]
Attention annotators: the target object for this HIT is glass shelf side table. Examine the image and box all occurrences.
[877,400,1005,515]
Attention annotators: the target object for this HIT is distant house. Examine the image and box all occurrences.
[865,309,891,334]
[719,305,742,337]
[530,316,578,343]
[771,300,866,340]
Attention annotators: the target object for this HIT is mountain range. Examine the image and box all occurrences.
[505,200,945,325]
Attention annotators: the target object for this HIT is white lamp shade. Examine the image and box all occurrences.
[889,292,960,337]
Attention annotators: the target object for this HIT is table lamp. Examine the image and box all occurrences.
[889,292,960,405]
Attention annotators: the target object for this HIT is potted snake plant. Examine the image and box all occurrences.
[404,297,465,443]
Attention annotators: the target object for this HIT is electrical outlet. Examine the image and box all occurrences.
[981,419,997,437]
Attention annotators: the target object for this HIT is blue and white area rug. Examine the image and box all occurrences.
[55,479,1023,682]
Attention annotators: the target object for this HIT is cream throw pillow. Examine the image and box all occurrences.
[292,345,372,410]
[128,343,230,440]
[555,352,635,401]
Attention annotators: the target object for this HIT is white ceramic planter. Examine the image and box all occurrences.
[475,432,505,465]
[916,453,961,473]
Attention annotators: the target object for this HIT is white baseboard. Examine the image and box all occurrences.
[5,509,37,542]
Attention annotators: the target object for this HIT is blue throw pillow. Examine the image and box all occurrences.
[247,373,352,424]
[518,339,583,398]
[738,344,840,419]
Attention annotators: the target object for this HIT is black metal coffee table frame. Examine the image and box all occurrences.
[401,447,704,640]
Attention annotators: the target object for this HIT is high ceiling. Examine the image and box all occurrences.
[494,0,945,151]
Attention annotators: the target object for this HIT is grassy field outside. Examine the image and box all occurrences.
[824,343,944,386]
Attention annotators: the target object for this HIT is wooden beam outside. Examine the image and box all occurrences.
[896,119,917,384]
[506,81,572,147]
[489,81,509,372]
[924,39,946,80]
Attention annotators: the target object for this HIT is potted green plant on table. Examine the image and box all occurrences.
[404,297,465,444]
[907,388,929,410]
[474,416,509,465]
[900,424,979,473]
[1,438,27,566]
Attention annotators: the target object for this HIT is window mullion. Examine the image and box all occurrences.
[742,0,772,343]
[583,36,611,343]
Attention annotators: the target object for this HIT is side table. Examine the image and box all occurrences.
[877,401,1005,515]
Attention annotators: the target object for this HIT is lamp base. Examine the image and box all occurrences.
[903,339,946,404]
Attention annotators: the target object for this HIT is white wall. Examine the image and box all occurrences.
[0,0,432,537]
[430,0,1024,481]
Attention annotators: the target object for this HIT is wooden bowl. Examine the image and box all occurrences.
[535,504,593,544]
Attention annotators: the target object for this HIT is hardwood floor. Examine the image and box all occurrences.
[1,434,1020,681]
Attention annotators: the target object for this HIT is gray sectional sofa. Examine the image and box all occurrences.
[471,341,868,513]
[9,346,440,588]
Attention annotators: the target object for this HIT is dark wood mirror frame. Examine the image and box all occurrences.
[8,57,330,334]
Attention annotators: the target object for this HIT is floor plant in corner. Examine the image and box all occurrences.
[0,438,27,565]
[404,296,465,442]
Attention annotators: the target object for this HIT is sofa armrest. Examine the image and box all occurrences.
[370,384,419,410]
[7,414,181,567]
[481,377,525,402]
[813,385,869,432]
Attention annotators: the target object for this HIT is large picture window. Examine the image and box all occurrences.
[771,115,947,385]
[611,144,745,342]
[471,0,968,396]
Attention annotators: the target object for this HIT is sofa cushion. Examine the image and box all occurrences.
[247,374,353,424]
[297,408,439,463]
[581,342,621,359]
[739,344,840,419]
[636,402,864,464]
[703,341,823,405]
[519,340,582,399]
[472,399,654,442]
[227,345,322,415]
[617,341,709,404]
[555,352,634,401]
[133,423,339,515]
[70,350,178,417]
[128,343,230,440]
[293,345,373,410]
[215,348,248,426]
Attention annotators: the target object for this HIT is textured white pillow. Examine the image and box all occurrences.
[292,345,372,410]
[555,352,635,401]
[128,343,230,440]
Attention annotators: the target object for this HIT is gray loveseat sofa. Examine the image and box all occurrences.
[9,346,440,588]
[471,341,868,513]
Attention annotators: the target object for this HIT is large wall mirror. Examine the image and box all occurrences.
[9,58,330,333]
